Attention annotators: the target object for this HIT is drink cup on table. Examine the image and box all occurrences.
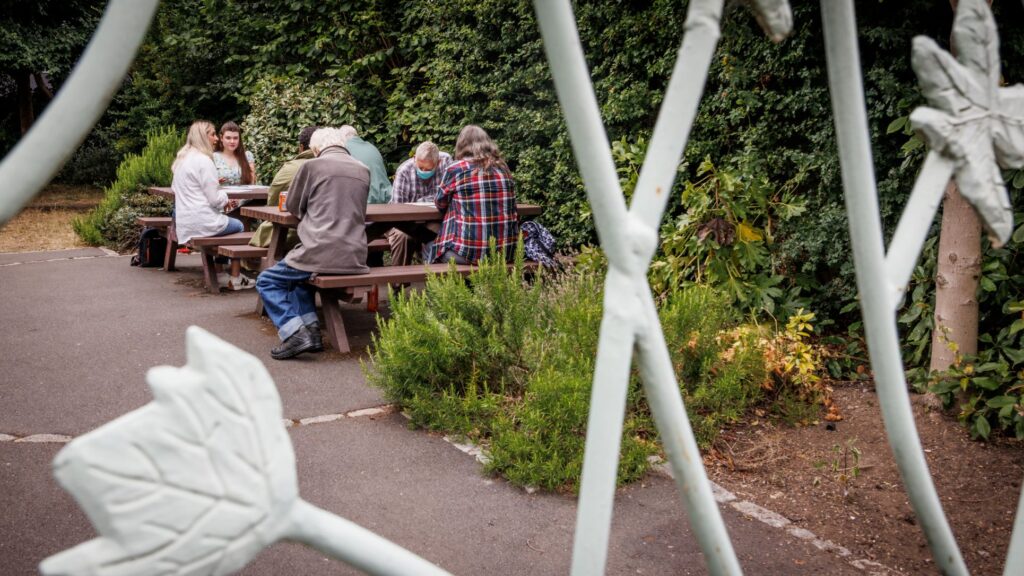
[278,189,288,211]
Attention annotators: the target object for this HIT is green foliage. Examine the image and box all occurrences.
[0,0,103,153]
[660,286,767,443]
[367,247,820,491]
[902,182,1024,440]
[55,136,120,187]
[73,127,180,250]
[44,0,1024,333]
[929,354,1024,441]
[650,157,806,317]
[242,76,356,182]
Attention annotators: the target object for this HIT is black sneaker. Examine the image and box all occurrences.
[271,325,316,360]
[307,322,324,352]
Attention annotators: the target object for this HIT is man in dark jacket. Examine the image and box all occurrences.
[255,127,370,359]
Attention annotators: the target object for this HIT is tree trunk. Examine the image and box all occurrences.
[16,71,34,134]
[33,72,53,100]
[927,0,988,377]
[930,182,981,372]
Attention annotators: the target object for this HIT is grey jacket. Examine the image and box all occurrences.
[284,146,370,274]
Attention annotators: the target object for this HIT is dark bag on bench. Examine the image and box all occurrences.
[522,221,559,269]
[131,227,167,268]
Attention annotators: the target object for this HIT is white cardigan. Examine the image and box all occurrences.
[172,150,229,243]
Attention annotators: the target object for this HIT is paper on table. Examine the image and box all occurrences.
[408,201,435,206]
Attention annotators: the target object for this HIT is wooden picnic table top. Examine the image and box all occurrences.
[240,202,542,226]
[149,185,270,201]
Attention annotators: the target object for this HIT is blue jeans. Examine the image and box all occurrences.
[256,260,318,341]
[217,217,244,236]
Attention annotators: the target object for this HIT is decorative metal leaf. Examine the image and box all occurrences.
[909,0,1022,246]
[40,327,297,576]
[745,0,793,43]
[994,85,1024,169]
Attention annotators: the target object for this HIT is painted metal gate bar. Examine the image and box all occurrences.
[0,0,1020,574]
[0,0,160,227]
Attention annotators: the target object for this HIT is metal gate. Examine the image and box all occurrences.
[1,1,1020,574]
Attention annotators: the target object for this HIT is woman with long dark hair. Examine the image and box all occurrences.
[429,125,519,264]
[213,121,257,185]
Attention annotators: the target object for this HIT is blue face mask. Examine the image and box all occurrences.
[415,167,435,180]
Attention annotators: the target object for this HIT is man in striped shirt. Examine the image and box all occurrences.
[386,141,452,265]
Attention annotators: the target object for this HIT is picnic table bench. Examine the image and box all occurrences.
[140,186,270,285]
[136,216,176,270]
[190,232,255,293]
[310,261,539,353]
[238,202,543,350]
[219,238,391,303]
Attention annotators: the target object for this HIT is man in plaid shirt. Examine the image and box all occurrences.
[428,125,519,265]
[386,141,452,265]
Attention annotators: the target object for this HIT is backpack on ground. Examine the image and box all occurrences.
[131,227,167,268]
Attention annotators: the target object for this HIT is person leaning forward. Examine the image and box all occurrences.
[249,125,318,249]
[255,127,370,360]
[386,141,452,265]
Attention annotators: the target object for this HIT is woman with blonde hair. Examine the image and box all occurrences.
[428,124,519,264]
[171,120,252,289]
[213,120,257,185]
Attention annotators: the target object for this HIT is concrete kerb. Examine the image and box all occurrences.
[648,459,900,576]
[2,404,399,439]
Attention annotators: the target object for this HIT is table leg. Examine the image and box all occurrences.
[320,289,351,353]
[266,224,286,268]
[200,247,219,294]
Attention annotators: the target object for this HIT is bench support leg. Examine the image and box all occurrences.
[320,289,351,354]
[164,239,177,271]
[200,248,219,294]
[164,224,178,272]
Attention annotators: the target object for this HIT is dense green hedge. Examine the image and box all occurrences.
[96,0,1023,321]
[73,127,179,250]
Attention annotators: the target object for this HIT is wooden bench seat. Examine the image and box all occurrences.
[185,232,255,293]
[217,245,268,259]
[309,261,537,353]
[188,231,253,248]
[137,216,172,229]
[310,263,478,289]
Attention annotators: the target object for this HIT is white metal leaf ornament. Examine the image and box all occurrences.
[746,0,793,43]
[909,0,1024,246]
[40,327,449,576]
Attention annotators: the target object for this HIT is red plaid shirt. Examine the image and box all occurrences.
[428,159,519,264]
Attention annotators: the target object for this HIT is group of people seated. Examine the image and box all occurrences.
[169,119,520,360]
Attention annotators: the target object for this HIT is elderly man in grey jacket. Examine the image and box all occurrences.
[255,127,370,360]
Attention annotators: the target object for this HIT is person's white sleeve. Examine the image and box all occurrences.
[200,157,228,209]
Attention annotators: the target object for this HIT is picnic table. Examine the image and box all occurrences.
[144,185,271,291]
[148,185,270,201]
[240,202,542,269]
[240,202,543,352]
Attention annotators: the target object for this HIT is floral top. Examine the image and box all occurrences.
[212,150,255,185]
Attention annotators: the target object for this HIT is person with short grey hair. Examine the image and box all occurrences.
[386,141,453,265]
[309,127,348,154]
[339,125,392,205]
[255,126,370,360]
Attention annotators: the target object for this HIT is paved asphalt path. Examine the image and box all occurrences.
[0,249,868,575]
